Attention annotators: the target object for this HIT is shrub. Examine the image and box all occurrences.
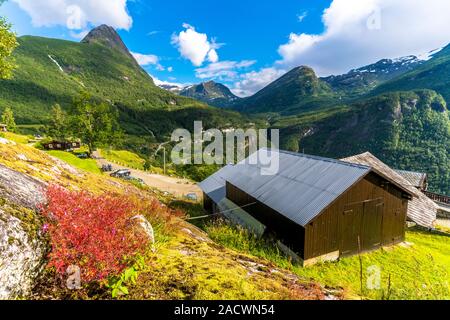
[41,185,150,282]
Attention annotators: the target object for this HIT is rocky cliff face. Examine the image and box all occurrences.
[0,139,48,299]
[81,24,131,57]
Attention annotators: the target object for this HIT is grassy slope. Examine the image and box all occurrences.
[235,67,337,115]
[206,222,450,300]
[0,36,204,124]
[46,150,101,174]
[99,149,145,170]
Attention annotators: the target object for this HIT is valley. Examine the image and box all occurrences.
[1,25,449,195]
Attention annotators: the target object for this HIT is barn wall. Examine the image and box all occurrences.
[203,193,213,214]
[304,173,408,260]
[226,182,306,258]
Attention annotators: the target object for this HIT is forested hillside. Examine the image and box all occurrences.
[292,90,449,194]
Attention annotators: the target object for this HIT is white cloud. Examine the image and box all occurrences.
[167,67,174,72]
[278,0,450,76]
[131,52,164,70]
[12,0,132,32]
[171,23,220,66]
[297,11,308,22]
[231,67,286,97]
[195,60,256,81]
[131,52,158,65]
[207,49,219,63]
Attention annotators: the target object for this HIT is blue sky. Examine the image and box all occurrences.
[2,0,450,96]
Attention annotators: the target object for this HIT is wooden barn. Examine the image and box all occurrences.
[199,149,414,265]
[342,152,437,228]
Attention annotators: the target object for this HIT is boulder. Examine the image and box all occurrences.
[130,215,155,244]
[0,207,46,299]
[0,164,47,299]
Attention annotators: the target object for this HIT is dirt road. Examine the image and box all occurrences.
[93,151,202,199]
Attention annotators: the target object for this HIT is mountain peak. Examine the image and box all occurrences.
[81,25,130,55]
[178,81,240,107]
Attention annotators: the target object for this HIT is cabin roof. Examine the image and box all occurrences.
[198,165,235,204]
[394,169,428,189]
[200,149,413,227]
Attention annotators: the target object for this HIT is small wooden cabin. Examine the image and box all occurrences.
[199,149,414,265]
[0,124,7,132]
[43,141,81,151]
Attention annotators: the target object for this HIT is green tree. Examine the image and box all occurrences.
[1,106,16,132]
[47,104,68,140]
[70,92,123,155]
[0,17,19,79]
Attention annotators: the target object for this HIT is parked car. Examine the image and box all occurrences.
[185,193,198,201]
[110,169,131,178]
[76,153,89,159]
[101,164,113,172]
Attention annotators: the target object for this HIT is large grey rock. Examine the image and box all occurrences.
[0,208,46,299]
[0,164,45,210]
[0,164,47,299]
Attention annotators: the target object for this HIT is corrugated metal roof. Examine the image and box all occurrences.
[394,169,427,189]
[342,152,437,228]
[225,149,372,227]
[198,165,235,203]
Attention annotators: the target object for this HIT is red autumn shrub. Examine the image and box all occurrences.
[41,185,150,282]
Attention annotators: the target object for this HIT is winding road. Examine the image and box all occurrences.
[92,150,202,199]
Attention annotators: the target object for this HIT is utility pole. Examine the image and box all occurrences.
[162,146,166,175]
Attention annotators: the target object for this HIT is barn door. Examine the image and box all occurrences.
[340,203,363,256]
[360,200,383,250]
[340,199,384,256]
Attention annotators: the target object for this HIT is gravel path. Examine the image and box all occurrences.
[92,151,202,199]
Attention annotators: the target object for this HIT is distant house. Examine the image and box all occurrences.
[0,124,7,132]
[394,169,429,191]
[342,152,437,228]
[199,149,414,266]
[43,141,81,151]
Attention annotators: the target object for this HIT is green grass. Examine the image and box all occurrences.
[2,132,32,144]
[100,149,145,170]
[46,150,101,174]
[205,222,450,300]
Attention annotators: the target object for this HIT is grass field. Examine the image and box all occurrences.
[1,132,32,144]
[46,150,101,174]
[205,222,450,300]
[100,149,145,170]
